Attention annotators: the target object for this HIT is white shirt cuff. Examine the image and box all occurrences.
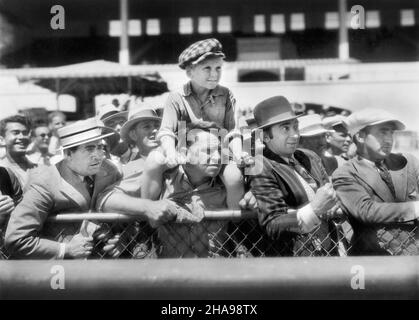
[57,243,66,259]
[297,203,321,234]
[414,201,419,219]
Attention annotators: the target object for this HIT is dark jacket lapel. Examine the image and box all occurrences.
[263,147,309,206]
[386,154,408,201]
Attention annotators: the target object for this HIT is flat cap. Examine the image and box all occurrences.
[344,108,405,135]
[178,38,225,69]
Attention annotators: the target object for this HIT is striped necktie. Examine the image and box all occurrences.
[289,158,318,192]
[375,161,396,199]
[83,176,95,197]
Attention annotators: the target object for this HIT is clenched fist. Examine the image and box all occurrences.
[311,183,338,219]
[144,199,178,228]
[65,234,94,259]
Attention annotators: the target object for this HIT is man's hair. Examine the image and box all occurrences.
[31,123,49,137]
[0,115,32,137]
[65,146,79,156]
[48,111,66,124]
[263,127,274,140]
[186,122,222,148]
[352,126,370,146]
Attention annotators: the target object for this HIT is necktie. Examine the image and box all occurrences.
[84,176,95,197]
[43,156,51,166]
[375,161,396,199]
[289,158,318,192]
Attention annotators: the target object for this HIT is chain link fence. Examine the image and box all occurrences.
[0,210,417,259]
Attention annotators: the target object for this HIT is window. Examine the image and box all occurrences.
[290,13,305,31]
[109,19,141,37]
[254,14,266,33]
[179,17,193,34]
[217,16,232,33]
[198,16,212,34]
[146,19,160,35]
[400,9,415,26]
[325,12,339,29]
[129,20,141,36]
[271,14,285,33]
[366,10,380,28]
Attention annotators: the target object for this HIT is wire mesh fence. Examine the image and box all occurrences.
[0,210,417,259]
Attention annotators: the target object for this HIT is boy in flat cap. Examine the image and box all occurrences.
[332,109,419,255]
[142,38,248,210]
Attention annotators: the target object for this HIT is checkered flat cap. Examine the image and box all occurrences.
[178,38,225,69]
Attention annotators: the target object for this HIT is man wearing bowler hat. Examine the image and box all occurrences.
[248,96,339,256]
[5,118,122,259]
[332,109,419,255]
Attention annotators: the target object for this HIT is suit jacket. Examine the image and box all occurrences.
[249,147,334,256]
[332,153,419,255]
[5,159,121,259]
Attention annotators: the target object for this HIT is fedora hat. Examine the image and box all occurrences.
[120,108,161,143]
[58,117,116,150]
[96,104,128,124]
[254,96,301,130]
[344,108,405,136]
[298,114,329,137]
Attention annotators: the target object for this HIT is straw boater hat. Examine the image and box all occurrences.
[298,114,329,137]
[96,104,128,124]
[254,96,302,130]
[120,108,161,143]
[58,117,116,150]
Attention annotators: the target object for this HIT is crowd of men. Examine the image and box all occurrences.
[0,38,418,260]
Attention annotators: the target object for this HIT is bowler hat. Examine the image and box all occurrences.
[58,118,116,150]
[254,96,301,130]
[120,108,161,143]
[344,108,405,136]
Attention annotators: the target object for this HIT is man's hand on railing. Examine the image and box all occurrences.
[65,234,94,259]
[102,234,124,258]
[239,191,258,211]
[143,199,178,228]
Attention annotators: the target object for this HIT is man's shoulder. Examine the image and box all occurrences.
[26,164,60,190]
[100,159,122,177]
[296,148,320,161]
[121,157,145,178]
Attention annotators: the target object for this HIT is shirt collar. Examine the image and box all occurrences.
[182,81,225,98]
[358,155,380,167]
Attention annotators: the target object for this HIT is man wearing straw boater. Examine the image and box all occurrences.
[5,118,121,259]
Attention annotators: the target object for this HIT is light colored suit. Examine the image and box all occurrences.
[332,153,419,255]
[5,159,121,259]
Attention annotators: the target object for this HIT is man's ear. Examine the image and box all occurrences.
[128,130,136,144]
[0,136,4,145]
[325,132,332,144]
[185,65,194,78]
[355,132,364,143]
[262,132,270,143]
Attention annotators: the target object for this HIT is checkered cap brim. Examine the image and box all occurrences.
[178,38,225,69]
